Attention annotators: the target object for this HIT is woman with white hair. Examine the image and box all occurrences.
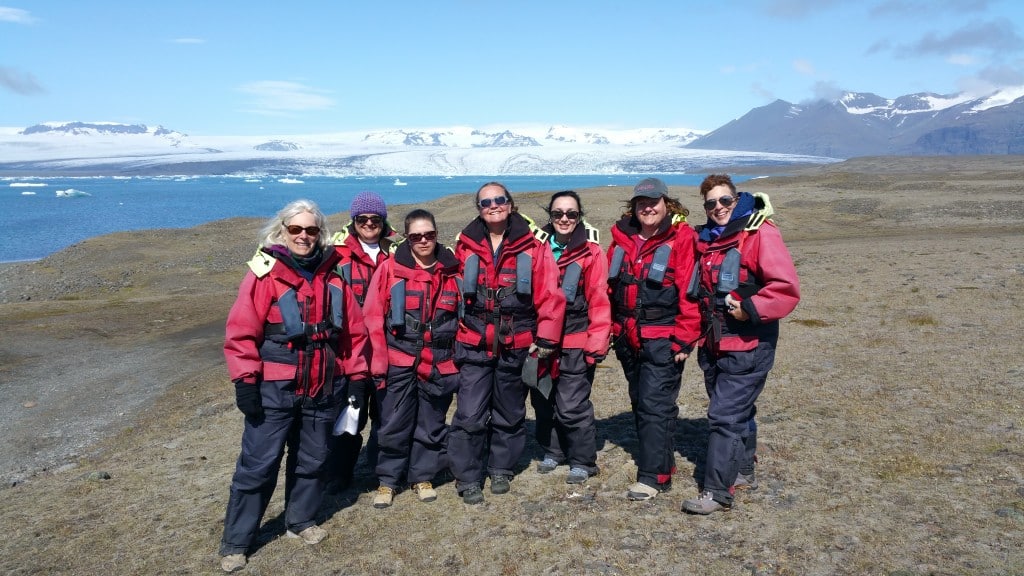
[218,199,371,573]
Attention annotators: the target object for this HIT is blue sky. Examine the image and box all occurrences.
[2,0,1022,136]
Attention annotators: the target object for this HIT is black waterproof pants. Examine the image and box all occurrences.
[697,339,776,505]
[219,379,340,556]
[529,348,599,475]
[614,338,684,488]
[448,344,529,492]
[375,368,456,488]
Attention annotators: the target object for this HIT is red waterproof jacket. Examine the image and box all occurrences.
[455,212,565,353]
[693,192,800,353]
[332,224,398,307]
[363,242,462,381]
[225,246,371,398]
[541,221,611,361]
[607,213,701,354]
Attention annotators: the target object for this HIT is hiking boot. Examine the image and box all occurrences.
[286,524,328,544]
[537,457,560,474]
[626,481,670,501]
[220,553,246,573]
[373,486,395,509]
[682,491,731,515]
[412,481,437,503]
[566,467,590,485]
[734,471,759,491]
[490,474,511,495]
[461,484,484,505]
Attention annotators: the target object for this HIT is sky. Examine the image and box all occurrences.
[1,0,1023,137]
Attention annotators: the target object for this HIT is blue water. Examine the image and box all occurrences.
[2,174,753,262]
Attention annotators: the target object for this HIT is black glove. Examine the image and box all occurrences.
[347,378,368,409]
[234,380,263,422]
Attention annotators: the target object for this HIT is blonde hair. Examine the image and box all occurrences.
[257,199,332,250]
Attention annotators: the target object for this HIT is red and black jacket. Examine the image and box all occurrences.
[607,213,701,354]
[363,242,462,382]
[225,247,371,398]
[693,192,800,353]
[541,221,611,361]
[332,224,398,307]
[454,212,565,353]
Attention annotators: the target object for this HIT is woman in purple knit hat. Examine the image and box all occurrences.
[325,191,399,492]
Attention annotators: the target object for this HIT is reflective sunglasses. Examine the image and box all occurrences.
[284,224,321,236]
[355,215,383,225]
[549,210,580,221]
[478,195,510,209]
[407,230,437,243]
[703,195,737,211]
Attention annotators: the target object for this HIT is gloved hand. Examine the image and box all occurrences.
[584,351,606,365]
[347,378,368,409]
[529,342,557,359]
[233,380,263,422]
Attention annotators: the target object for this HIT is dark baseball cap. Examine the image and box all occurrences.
[632,177,668,199]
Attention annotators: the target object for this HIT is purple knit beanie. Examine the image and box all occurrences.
[349,191,387,220]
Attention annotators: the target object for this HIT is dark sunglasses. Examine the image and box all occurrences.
[478,195,510,209]
[549,210,581,221]
[355,215,382,225]
[284,225,321,236]
[406,231,437,243]
[703,195,737,211]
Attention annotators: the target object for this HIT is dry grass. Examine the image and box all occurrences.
[1,156,1023,575]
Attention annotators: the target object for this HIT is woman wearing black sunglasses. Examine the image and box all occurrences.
[529,190,611,486]
[219,199,371,572]
[681,174,800,516]
[448,181,566,504]
[607,177,702,502]
[362,209,462,509]
[326,191,399,493]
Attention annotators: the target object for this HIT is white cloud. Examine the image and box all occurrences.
[793,59,816,76]
[238,81,335,116]
[171,38,205,44]
[947,53,976,65]
[0,6,35,23]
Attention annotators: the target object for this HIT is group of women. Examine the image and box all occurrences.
[217,176,800,572]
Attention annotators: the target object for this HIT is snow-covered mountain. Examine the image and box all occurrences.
[687,86,1024,157]
[0,122,834,177]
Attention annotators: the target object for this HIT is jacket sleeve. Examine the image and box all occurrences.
[338,281,372,380]
[605,235,622,338]
[583,244,612,356]
[742,222,801,324]
[224,270,271,383]
[532,241,566,347]
[362,260,391,377]
[670,226,702,354]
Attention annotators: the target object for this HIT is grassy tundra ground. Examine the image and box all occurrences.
[0,156,1022,575]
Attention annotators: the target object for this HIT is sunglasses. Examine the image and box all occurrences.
[407,231,437,243]
[549,210,581,221]
[703,195,737,211]
[355,215,383,225]
[284,225,321,236]
[478,195,510,209]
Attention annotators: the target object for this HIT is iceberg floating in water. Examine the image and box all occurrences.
[277,178,303,184]
[10,182,47,187]
[21,191,36,195]
[55,189,91,198]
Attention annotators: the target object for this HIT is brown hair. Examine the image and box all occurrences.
[620,195,689,219]
[699,174,737,198]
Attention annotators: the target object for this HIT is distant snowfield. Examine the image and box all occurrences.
[0,124,839,176]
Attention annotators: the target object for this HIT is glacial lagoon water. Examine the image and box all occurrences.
[2,173,753,262]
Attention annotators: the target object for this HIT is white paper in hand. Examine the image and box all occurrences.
[333,403,360,436]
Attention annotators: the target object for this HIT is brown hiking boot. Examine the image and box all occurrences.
[286,524,328,544]
[682,491,732,515]
[373,486,395,509]
[412,481,437,502]
[220,553,246,573]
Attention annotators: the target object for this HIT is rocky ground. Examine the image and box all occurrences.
[0,156,1022,575]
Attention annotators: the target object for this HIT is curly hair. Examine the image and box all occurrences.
[699,174,737,197]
